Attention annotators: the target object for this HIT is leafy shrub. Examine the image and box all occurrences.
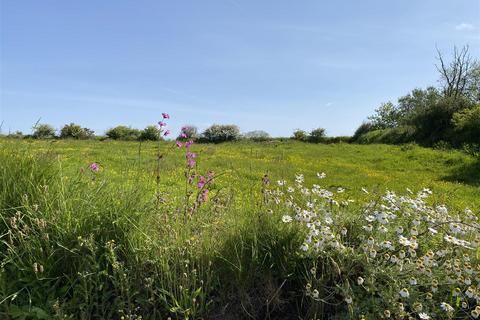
[452,104,480,144]
[243,130,271,141]
[292,129,308,141]
[7,131,24,139]
[352,122,375,141]
[60,123,95,139]
[139,125,161,141]
[177,125,198,141]
[356,126,417,144]
[105,126,141,141]
[308,128,327,143]
[32,124,56,139]
[202,124,240,143]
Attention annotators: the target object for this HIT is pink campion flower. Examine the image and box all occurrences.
[207,170,215,181]
[185,140,194,148]
[162,113,170,119]
[89,163,99,172]
[158,121,167,127]
[187,158,196,168]
[186,152,196,159]
[200,189,209,203]
[180,133,188,138]
[163,130,171,136]
[197,176,206,188]
[175,141,183,148]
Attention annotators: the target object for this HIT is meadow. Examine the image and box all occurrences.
[1,138,479,319]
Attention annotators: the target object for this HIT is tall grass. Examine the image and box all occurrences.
[1,142,478,319]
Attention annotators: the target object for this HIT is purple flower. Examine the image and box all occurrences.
[185,140,194,148]
[200,189,209,203]
[162,113,170,119]
[181,126,189,131]
[163,130,171,136]
[180,133,188,138]
[207,170,215,180]
[187,158,196,168]
[197,175,206,188]
[89,163,99,172]
[175,141,183,148]
[158,121,167,127]
[186,152,197,159]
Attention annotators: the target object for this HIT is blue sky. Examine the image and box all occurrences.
[1,0,479,137]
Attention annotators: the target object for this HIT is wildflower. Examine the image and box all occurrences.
[340,227,347,236]
[162,112,170,119]
[180,133,188,138]
[317,172,326,179]
[383,310,391,318]
[337,187,345,193]
[158,121,167,127]
[89,162,99,172]
[440,302,454,313]
[176,141,183,148]
[300,243,309,251]
[163,130,171,136]
[197,176,206,188]
[409,277,417,285]
[282,215,293,223]
[399,288,409,298]
[357,276,364,285]
[311,289,319,299]
[200,189,209,203]
[363,224,373,232]
[344,297,353,304]
[472,308,480,319]
[185,140,194,148]
[418,313,430,319]
[187,159,196,168]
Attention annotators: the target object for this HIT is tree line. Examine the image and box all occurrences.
[352,46,480,147]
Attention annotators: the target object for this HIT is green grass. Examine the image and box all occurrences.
[1,138,479,319]
[5,139,479,208]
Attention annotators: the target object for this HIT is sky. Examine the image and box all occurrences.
[1,0,479,137]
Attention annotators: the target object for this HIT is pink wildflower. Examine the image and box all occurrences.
[200,189,209,203]
[89,163,99,172]
[185,140,194,148]
[163,130,171,136]
[197,176,206,188]
[187,158,196,168]
[162,113,170,119]
[158,121,167,127]
[175,141,183,147]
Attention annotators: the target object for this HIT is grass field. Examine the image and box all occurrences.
[1,138,479,319]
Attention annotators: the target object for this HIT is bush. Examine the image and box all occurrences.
[139,125,161,141]
[308,128,327,143]
[60,123,95,139]
[452,104,480,144]
[32,124,56,139]
[243,130,271,141]
[356,126,417,144]
[7,131,24,139]
[105,126,141,141]
[177,125,198,141]
[202,124,240,143]
[352,122,375,141]
[292,129,308,141]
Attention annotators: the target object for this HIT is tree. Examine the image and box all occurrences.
[436,46,477,100]
[244,130,270,141]
[368,102,402,129]
[33,124,56,139]
[106,126,141,140]
[308,128,326,143]
[139,125,161,141]
[292,129,308,141]
[202,124,240,143]
[60,123,94,139]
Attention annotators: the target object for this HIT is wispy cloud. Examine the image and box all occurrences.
[455,23,475,31]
